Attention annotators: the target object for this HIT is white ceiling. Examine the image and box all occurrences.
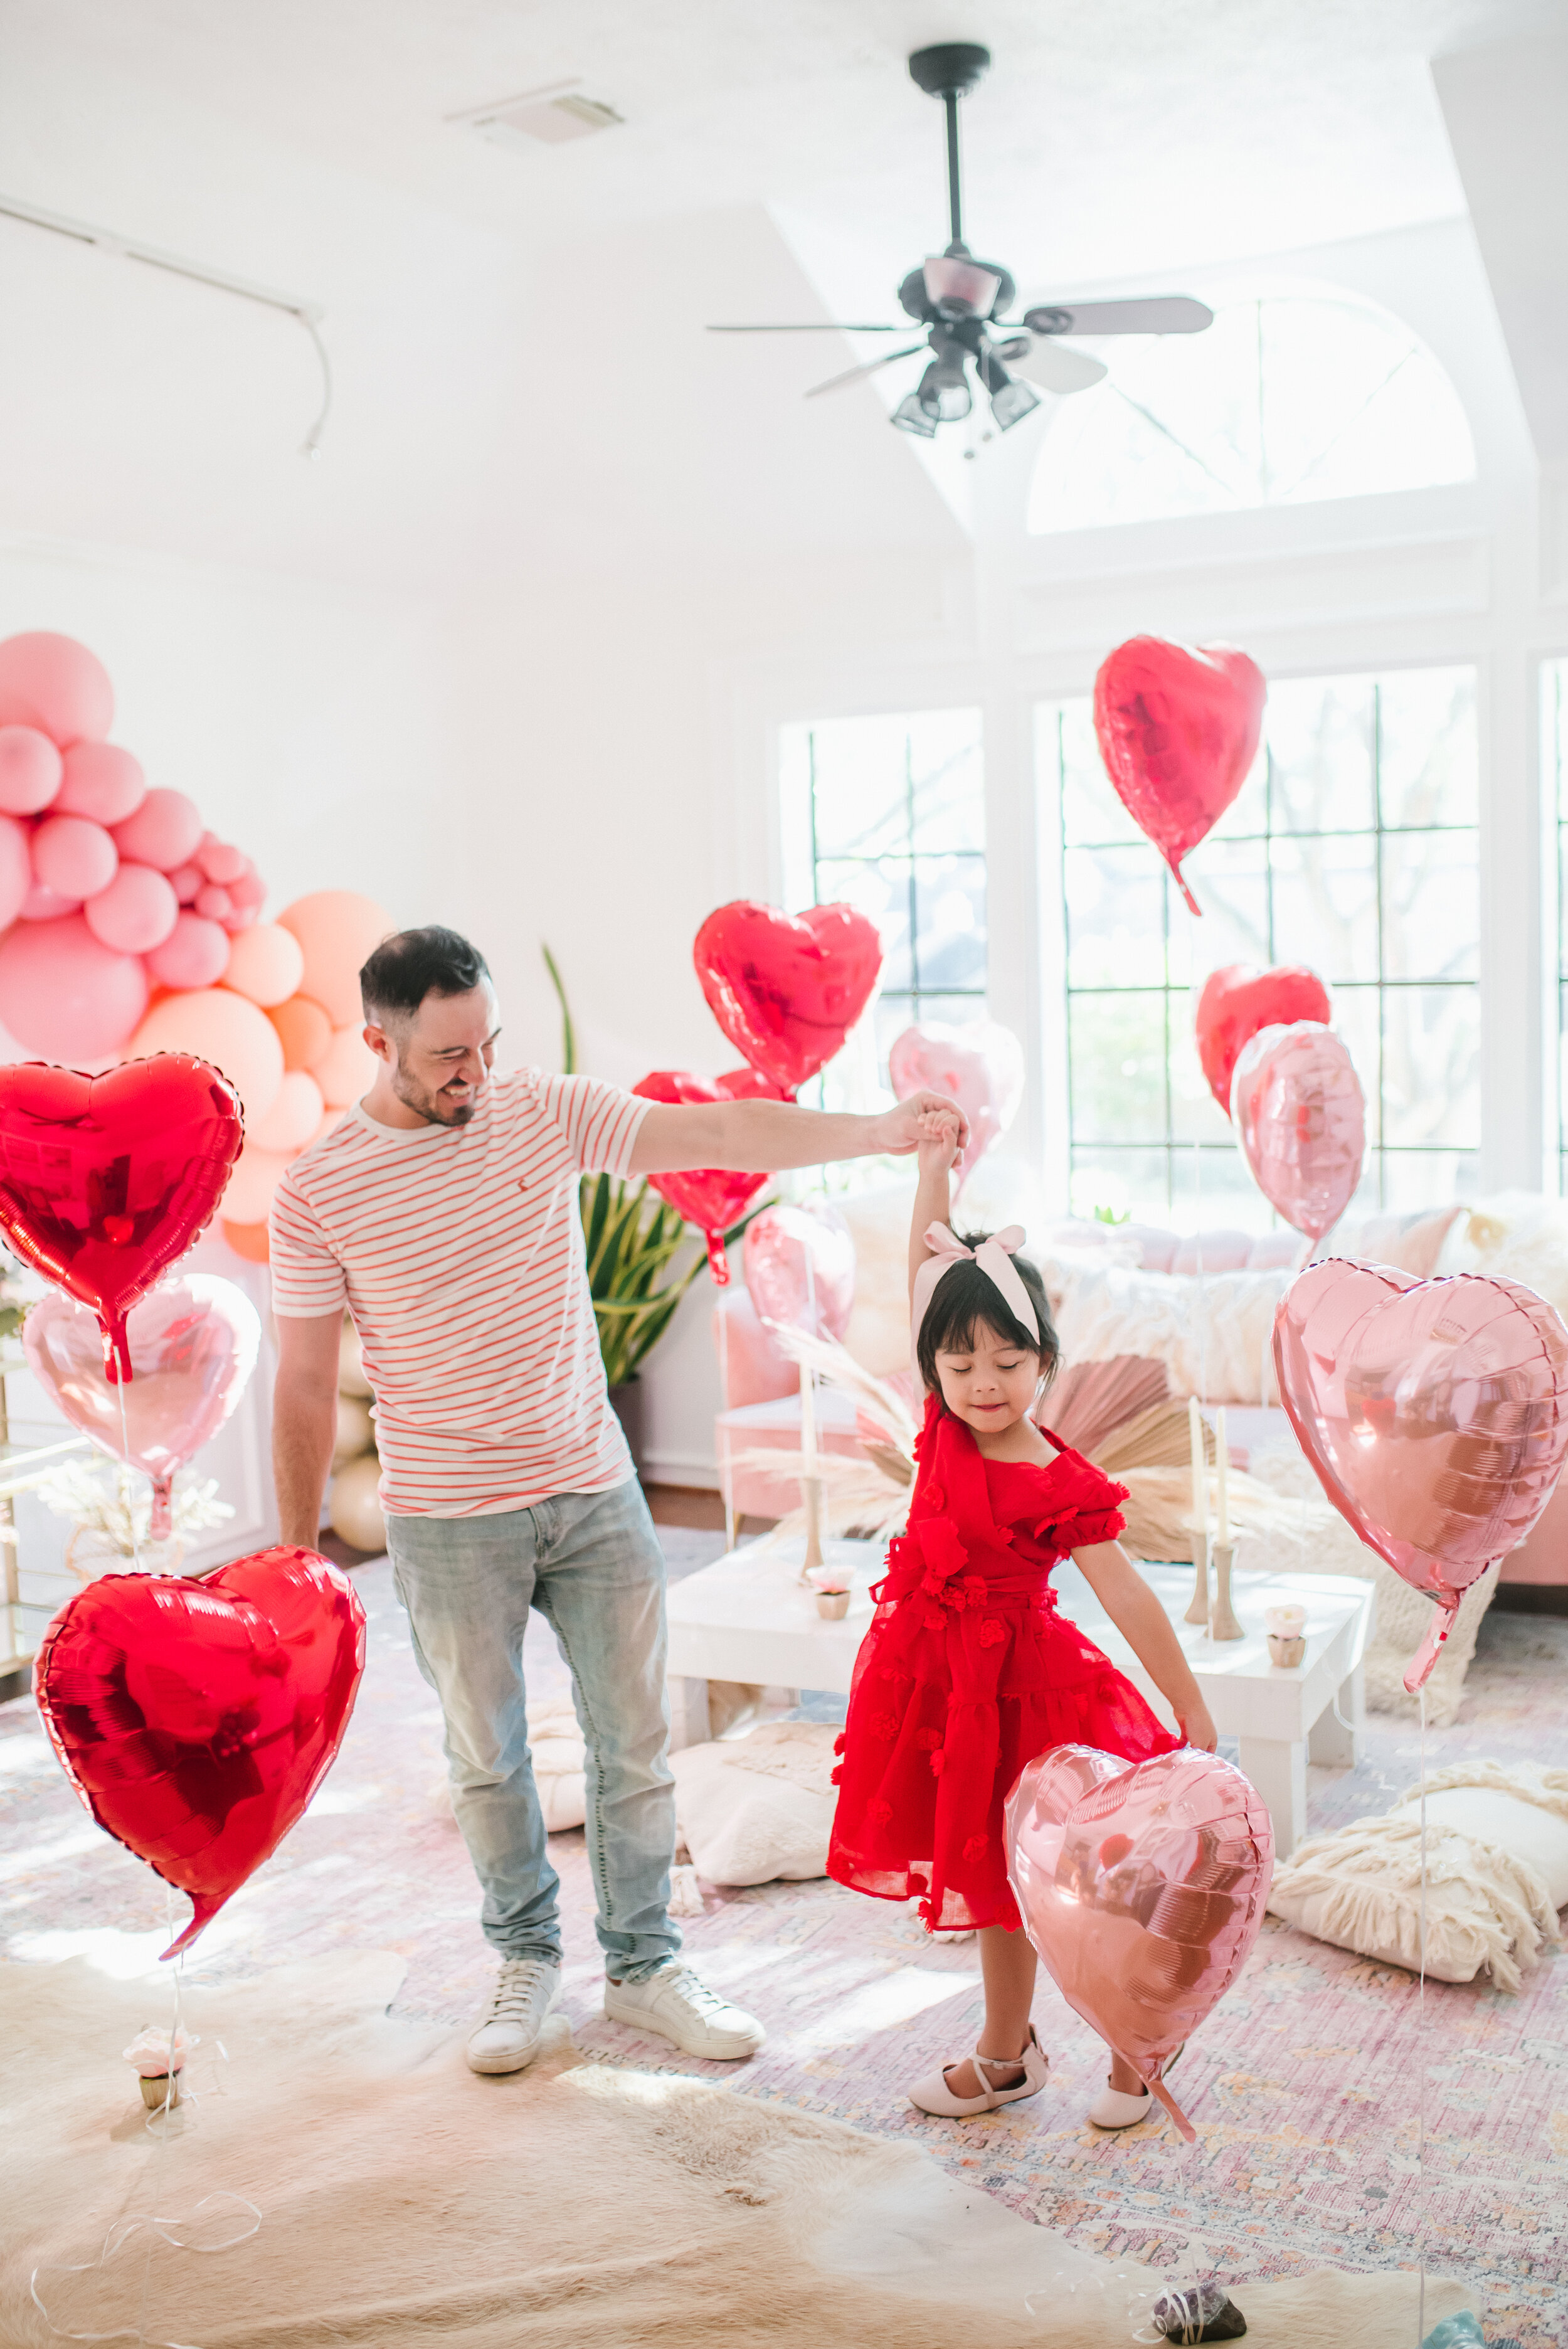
[0,0,1554,590]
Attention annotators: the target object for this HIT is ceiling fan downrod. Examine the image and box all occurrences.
[908,42,992,255]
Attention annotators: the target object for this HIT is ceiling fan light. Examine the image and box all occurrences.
[922,253,1003,319]
[988,370,1042,432]
[916,357,972,423]
[892,390,938,438]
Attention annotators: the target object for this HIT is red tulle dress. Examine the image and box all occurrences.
[828,1392,1181,1933]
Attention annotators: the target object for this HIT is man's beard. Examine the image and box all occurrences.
[391,1064,480,1127]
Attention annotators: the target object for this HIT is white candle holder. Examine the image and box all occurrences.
[1184,1527,1210,1627]
[1208,1538,1244,1642]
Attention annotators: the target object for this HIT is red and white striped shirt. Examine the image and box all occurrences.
[268,1071,650,1518]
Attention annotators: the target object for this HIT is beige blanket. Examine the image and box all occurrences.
[0,1953,1473,2348]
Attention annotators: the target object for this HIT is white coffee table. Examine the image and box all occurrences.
[664,1539,1372,1859]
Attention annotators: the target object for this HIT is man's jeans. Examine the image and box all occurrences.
[386,1478,680,1982]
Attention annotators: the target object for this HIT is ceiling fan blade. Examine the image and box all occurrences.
[805,344,926,399]
[706,322,906,334]
[1021,296,1214,338]
[1009,340,1108,395]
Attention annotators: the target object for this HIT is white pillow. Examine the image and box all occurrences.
[527,1697,586,1834]
[670,1721,838,1885]
[1268,1763,1568,1990]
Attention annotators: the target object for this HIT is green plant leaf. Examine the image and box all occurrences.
[541,943,576,1076]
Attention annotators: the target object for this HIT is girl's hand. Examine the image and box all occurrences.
[1178,1698,1218,1753]
[916,1110,961,1176]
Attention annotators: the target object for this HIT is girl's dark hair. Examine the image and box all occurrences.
[361,926,490,1025]
[914,1234,1060,1395]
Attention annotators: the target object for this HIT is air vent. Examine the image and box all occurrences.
[450,81,624,151]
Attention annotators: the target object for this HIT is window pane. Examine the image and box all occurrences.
[1183,839,1272,977]
[1330,985,1382,1149]
[1268,679,1375,834]
[1058,702,1140,847]
[1378,669,1478,827]
[807,718,913,857]
[1170,1027,1234,1146]
[1381,830,1479,981]
[815,856,912,993]
[1271,833,1379,980]
[1382,987,1480,1148]
[1205,744,1269,841]
[1068,994,1168,1142]
[1064,846,1169,989]
[1170,1141,1284,1234]
[1382,1152,1478,1213]
[913,854,986,992]
[909,710,984,854]
[1070,1147,1170,1223]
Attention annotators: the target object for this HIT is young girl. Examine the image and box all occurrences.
[828,1113,1218,2126]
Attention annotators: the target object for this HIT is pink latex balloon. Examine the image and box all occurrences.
[250,1068,324,1155]
[1005,1744,1273,2143]
[199,838,247,885]
[1274,1257,1568,1690]
[1231,1020,1365,1243]
[83,861,179,953]
[25,1276,261,1539]
[223,921,305,1008]
[0,915,148,1058]
[887,1019,1024,1193]
[0,632,113,746]
[743,1203,856,1340]
[196,883,233,921]
[0,814,31,932]
[56,741,147,825]
[278,891,394,1027]
[170,862,204,904]
[315,1023,375,1108]
[18,883,81,921]
[129,986,284,1121]
[112,787,203,874]
[228,867,265,911]
[224,1143,291,1224]
[146,910,231,990]
[0,725,63,814]
[33,814,118,901]
[1093,638,1266,916]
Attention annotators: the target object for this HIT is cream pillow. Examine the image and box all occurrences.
[670,1721,838,1885]
[527,1697,587,1834]
[1267,1762,1568,1990]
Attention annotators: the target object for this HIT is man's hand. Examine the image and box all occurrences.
[867,1090,970,1160]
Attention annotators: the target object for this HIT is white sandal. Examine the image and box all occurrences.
[908,2025,1049,2118]
[1088,2040,1185,2130]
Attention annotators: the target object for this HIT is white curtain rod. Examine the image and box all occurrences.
[0,190,332,457]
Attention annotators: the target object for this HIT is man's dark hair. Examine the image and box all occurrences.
[913,1236,1059,1396]
[360,926,490,1025]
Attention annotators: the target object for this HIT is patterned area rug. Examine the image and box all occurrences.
[3,1540,1563,2348]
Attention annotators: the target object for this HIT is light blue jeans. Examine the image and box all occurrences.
[386,1477,680,1981]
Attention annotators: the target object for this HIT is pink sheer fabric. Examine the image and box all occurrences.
[828,1392,1180,1933]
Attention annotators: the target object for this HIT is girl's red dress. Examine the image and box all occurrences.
[828,1391,1180,1933]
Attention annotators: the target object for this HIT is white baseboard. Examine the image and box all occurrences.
[642,1451,721,1491]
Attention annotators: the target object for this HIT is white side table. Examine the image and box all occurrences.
[664,1539,1373,1859]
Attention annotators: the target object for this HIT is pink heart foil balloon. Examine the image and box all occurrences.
[743,1203,856,1341]
[1092,638,1266,915]
[1005,1744,1273,2143]
[24,1275,260,1538]
[1274,1256,1568,1689]
[887,1019,1024,1195]
[1231,1020,1365,1243]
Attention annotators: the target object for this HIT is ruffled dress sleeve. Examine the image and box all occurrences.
[1026,1445,1130,1557]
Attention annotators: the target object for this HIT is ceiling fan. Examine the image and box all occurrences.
[709,42,1213,438]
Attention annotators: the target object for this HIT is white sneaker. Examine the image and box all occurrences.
[603,1963,765,2060]
[465,1957,562,2075]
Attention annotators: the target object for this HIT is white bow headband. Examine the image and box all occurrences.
[910,1222,1040,1386]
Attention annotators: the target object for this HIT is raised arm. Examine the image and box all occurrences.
[273,1310,345,1551]
[908,1111,961,1305]
[629,1090,968,1179]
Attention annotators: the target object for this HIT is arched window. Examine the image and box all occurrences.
[1027,293,1475,534]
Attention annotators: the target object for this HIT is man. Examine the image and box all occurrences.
[270,926,967,2077]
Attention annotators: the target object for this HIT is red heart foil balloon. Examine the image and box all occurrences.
[0,1055,243,1379]
[34,1545,366,1959]
[1093,638,1266,915]
[1005,1743,1273,2143]
[24,1276,261,1538]
[1274,1257,1568,1689]
[1195,963,1332,1115]
[632,1066,790,1283]
[887,1019,1024,1194]
[1231,1021,1365,1242]
[742,1202,856,1340]
[693,901,883,1093]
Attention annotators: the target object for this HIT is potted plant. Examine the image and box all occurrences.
[544,947,762,1474]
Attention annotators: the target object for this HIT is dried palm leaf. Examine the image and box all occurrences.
[764,1323,918,1456]
[1090,1401,1212,1478]
[1115,1465,1310,1564]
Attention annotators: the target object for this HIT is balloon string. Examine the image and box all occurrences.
[116,1379,143,1575]
[1417,1680,1428,2346]
[715,1295,736,1554]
